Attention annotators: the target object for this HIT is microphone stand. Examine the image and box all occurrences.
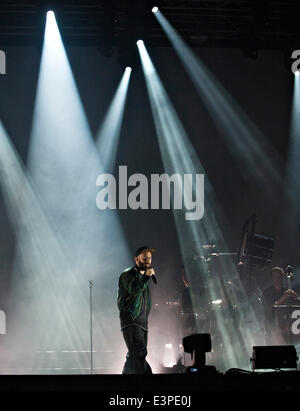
[286,266,294,345]
[286,265,293,290]
[89,280,94,375]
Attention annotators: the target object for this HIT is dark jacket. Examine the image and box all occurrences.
[117,266,151,331]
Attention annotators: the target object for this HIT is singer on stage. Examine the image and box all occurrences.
[117,246,156,374]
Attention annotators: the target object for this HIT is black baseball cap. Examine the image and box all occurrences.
[135,246,156,257]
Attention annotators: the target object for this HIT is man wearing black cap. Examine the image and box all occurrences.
[117,246,156,374]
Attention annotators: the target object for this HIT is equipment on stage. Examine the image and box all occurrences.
[238,214,274,267]
[286,265,294,290]
[251,345,298,370]
[183,333,218,374]
[178,214,289,370]
[151,274,157,284]
[270,265,300,343]
[180,244,244,357]
[272,303,300,344]
[89,280,94,375]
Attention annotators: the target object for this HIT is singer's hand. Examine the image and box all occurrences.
[145,268,155,277]
[284,289,298,299]
[277,290,298,304]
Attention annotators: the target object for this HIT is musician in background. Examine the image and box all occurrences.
[262,266,299,344]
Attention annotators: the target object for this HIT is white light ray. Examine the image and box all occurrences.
[285,71,300,246]
[0,121,89,372]
[153,10,284,199]
[138,40,260,371]
[97,66,132,172]
[22,12,129,373]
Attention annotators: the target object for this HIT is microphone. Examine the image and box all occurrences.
[139,265,157,284]
[286,265,293,290]
[286,265,293,279]
[146,266,157,284]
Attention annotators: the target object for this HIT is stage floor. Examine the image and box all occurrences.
[0,369,299,391]
[0,370,299,407]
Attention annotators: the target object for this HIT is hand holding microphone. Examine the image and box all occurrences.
[143,266,157,284]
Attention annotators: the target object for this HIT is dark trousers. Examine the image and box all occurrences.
[121,325,153,374]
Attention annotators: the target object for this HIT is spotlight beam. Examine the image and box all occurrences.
[26,11,131,372]
[153,10,284,199]
[137,40,259,371]
[285,70,300,241]
[96,67,132,173]
[0,121,88,370]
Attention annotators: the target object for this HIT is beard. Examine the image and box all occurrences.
[138,262,150,270]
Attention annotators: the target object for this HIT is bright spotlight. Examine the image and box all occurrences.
[295,70,300,77]
[47,10,55,18]
[163,343,176,368]
[211,299,223,305]
[125,66,132,72]
[136,40,144,46]
[152,6,159,13]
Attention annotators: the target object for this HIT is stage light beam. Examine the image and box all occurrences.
[137,40,259,372]
[26,10,130,373]
[0,121,88,372]
[285,68,300,242]
[96,66,132,172]
[153,9,284,199]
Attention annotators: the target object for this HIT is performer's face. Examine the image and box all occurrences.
[135,251,152,268]
[272,270,283,289]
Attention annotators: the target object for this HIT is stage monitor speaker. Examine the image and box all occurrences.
[183,333,211,355]
[183,333,218,374]
[251,345,298,370]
